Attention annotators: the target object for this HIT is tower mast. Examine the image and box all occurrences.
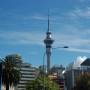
[44,14,54,74]
[48,13,50,32]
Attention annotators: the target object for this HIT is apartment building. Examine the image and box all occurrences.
[15,62,38,90]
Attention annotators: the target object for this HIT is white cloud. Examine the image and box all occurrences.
[0,29,90,54]
[0,31,45,45]
[0,9,48,22]
[1,8,90,54]
[68,48,90,53]
[22,14,48,21]
[79,0,90,2]
[68,7,90,19]
[31,15,47,21]
[53,27,90,53]
[79,0,85,2]
[54,31,90,47]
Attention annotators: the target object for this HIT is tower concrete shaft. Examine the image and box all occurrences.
[44,15,54,74]
[46,48,51,73]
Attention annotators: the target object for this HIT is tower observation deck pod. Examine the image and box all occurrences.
[44,15,54,74]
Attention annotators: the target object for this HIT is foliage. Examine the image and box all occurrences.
[38,65,47,76]
[75,73,90,90]
[26,76,59,90]
[2,54,22,90]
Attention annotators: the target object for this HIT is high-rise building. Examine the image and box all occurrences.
[16,62,37,90]
[44,15,54,74]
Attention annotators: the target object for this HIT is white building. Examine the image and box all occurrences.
[65,56,90,90]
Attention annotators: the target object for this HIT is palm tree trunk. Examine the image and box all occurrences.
[0,72,1,90]
[6,79,9,90]
[0,63,2,90]
[10,83,14,90]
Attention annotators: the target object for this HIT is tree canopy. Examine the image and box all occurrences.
[26,76,59,90]
[75,73,90,90]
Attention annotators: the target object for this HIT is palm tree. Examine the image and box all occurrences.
[0,61,3,90]
[2,54,21,90]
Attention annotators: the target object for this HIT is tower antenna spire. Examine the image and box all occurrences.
[48,10,50,32]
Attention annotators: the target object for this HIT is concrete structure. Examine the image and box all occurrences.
[48,72,65,90]
[51,65,65,76]
[44,15,54,74]
[65,57,90,90]
[16,62,37,90]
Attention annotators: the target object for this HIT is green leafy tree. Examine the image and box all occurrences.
[75,73,90,90]
[38,65,47,76]
[2,54,21,90]
[26,76,59,90]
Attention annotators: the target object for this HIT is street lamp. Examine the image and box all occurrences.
[43,46,69,74]
[52,46,69,49]
[42,46,69,90]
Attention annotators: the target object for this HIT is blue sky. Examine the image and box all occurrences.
[0,0,90,67]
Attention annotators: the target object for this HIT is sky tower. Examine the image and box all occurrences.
[44,15,54,74]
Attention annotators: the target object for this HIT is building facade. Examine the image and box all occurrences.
[49,65,65,90]
[65,58,90,90]
[15,62,38,90]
